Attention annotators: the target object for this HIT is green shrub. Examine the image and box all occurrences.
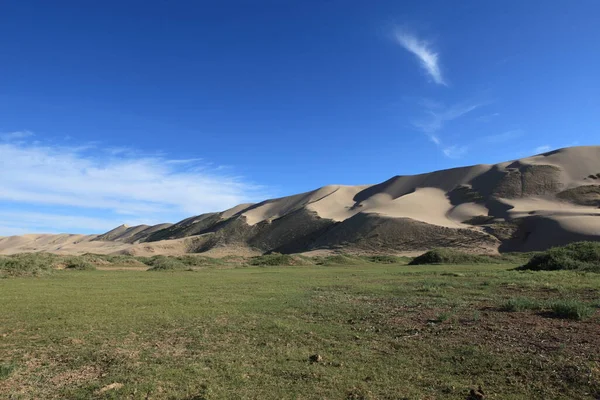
[548,300,595,320]
[314,254,359,266]
[410,249,494,265]
[518,241,600,272]
[248,253,297,266]
[500,297,595,320]
[145,256,187,271]
[501,297,543,312]
[64,258,96,271]
[0,363,16,379]
[410,249,533,265]
[433,311,453,323]
[364,255,403,264]
[0,253,58,278]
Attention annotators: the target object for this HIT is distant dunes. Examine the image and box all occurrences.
[1,146,599,256]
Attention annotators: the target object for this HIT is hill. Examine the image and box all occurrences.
[1,146,599,255]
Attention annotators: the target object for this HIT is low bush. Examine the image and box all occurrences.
[410,249,533,265]
[501,297,543,312]
[145,256,187,271]
[501,297,595,320]
[517,241,600,272]
[64,258,96,271]
[548,299,595,320]
[364,255,404,264]
[410,249,495,265]
[0,253,59,278]
[248,253,297,266]
[314,254,359,266]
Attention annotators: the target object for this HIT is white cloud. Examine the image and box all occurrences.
[534,145,552,154]
[413,101,482,134]
[0,138,268,234]
[442,145,468,159]
[411,101,483,157]
[0,211,131,235]
[395,30,446,85]
[0,130,34,141]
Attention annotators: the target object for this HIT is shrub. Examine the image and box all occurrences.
[410,249,493,265]
[145,256,187,271]
[0,363,16,379]
[548,300,595,320]
[501,297,543,312]
[64,258,96,271]
[248,253,297,266]
[0,253,58,278]
[410,249,533,265]
[518,241,600,272]
[314,254,358,266]
[500,297,595,320]
[364,255,403,264]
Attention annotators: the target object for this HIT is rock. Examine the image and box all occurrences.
[309,354,322,363]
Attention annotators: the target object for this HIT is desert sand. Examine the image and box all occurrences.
[1,146,599,255]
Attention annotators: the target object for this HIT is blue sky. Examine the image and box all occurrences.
[1,0,599,235]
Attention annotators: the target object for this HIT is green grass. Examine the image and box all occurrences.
[64,258,96,271]
[548,299,595,320]
[501,297,595,320]
[0,363,16,379]
[248,253,299,266]
[518,241,600,272]
[501,297,544,312]
[1,260,599,399]
[409,248,532,265]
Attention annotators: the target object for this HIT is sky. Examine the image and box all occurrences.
[1,0,599,235]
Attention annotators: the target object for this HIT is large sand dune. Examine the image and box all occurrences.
[2,146,599,255]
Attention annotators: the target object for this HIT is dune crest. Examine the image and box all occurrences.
[2,146,600,255]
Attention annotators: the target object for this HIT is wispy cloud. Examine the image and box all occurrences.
[0,211,134,236]
[412,101,483,151]
[484,130,523,144]
[395,30,446,85]
[534,145,552,154]
[442,145,468,159]
[0,136,269,234]
[409,100,488,158]
[413,102,482,135]
[0,130,34,141]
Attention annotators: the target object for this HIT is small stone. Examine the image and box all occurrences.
[309,354,322,363]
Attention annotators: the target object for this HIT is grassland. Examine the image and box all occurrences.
[1,256,599,399]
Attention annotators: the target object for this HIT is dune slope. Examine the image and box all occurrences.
[2,146,599,255]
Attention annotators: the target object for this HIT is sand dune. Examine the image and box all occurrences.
[2,146,600,255]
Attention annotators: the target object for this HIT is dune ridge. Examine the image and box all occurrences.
[1,146,599,256]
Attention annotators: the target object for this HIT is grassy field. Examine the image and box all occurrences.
[1,260,599,399]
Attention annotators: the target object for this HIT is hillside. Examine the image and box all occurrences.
[1,146,599,255]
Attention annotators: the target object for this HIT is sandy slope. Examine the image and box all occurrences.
[2,146,600,255]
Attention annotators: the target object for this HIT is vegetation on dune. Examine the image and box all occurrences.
[314,254,359,265]
[0,252,59,277]
[556,184,600,207]
[362,255,407,264]
[143,255,188,271]
[64,258,96,271]
[409,248,531,265]
[248,253,299,266]
[517,241,600,272]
